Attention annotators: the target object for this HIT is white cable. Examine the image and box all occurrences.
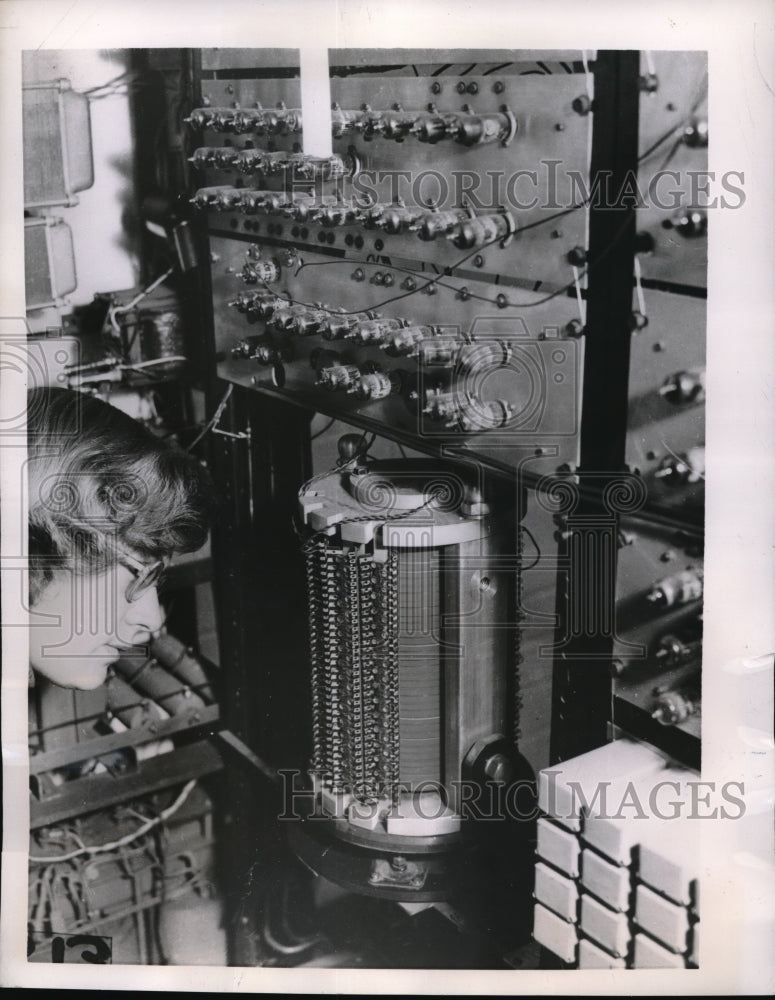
[572,265,587,325]
[109,267,175,333]
[634,256,647,318]
[29,779,197,864]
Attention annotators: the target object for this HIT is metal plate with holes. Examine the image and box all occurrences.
[209,234,583,473]
[195,70,591,286]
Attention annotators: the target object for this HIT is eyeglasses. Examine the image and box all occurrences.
[114,544,168,602]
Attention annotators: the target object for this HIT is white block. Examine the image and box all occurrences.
[534,862,579,922]
[579,892,631,959]
[385,792,460,836]
[635,883,690,953]
[581,848,631,912]
[536,817,581,877]
[689,919,699,966]
[347,799,383,831]
[638,822,699,905]
[533,903,577,964]
[582,767,694,864]
[320,786,352,818]
[633,932,686,969]
[538,738,666,831]
[578,938,627,969]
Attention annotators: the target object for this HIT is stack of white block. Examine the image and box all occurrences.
[532,737,699,968]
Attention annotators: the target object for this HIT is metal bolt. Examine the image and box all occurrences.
[483,753,512,785]
[467,81,479,95]
[226,84,234,94]
[493,81,504,94]
[572,94,591,116]
[660,550,676,562]
[653,341,665,352]
[431,81,442,94]
[456,81,467,94]
[473,254,484,268]
[391,855,408,872]
[554,122,565,131]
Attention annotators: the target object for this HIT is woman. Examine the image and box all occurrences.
[27,387,213,690]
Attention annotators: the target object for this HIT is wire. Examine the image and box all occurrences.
[310,417,336,441]
[29,780,197,864]
[186,383,234,451]
[522,525,542,571]
[108,268,175,334]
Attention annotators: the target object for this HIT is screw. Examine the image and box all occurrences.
[226,84,234,94]
[493,81,504,94]
[456,81,467,94]
[391,855,408,872]
[653,341,665,352]
[660,550,676,562]
[431,81,442,94]
[496,293,508,309]
[467,81,479,94]
[473,254,484,268]
[572,94,591,115]
[554,122,565,131]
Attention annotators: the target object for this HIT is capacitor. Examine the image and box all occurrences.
[458,340,514,370]
[645,568,703,609]
[242,260,280,284]
[316,364,362,391]
[383,325,439,357]
[449,211,515,249]
[345,318,405,346]
[423,387,460,422]
[380,110,417,140]
[419,336,462,367]
[458,396,515,432]
[290,309,330,336]
[271,304,310,331]
[234,149,268,173]
[231,335,265,358]
[448,112,512,146]
[189,147,216,168]
[651,684,700,726]
[350,370,402,400]
[213,146,239,169]
[230,109,264,134]
[417,209,470,241]
[238,190,270,213]
[654,446,705,486]
[654,630,702,668]
[322,311,376,341]
[659,369,706,405]
[411,113,451,144]
[377,205,424,234]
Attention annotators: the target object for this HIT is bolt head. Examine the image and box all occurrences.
[483,752,512,785]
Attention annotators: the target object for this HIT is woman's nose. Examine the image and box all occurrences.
[123,585,165,639]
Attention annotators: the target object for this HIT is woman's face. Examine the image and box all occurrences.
[29,560,165,689]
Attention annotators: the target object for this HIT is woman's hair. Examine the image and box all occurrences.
[28,387,214,605]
